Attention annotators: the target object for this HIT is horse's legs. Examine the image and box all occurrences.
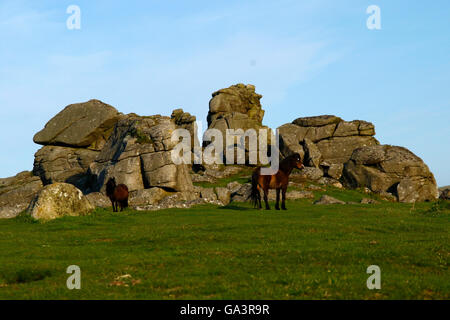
[263,188,270,210]
[275,188,281,210]
[256,185,262,209]
[257,189,262,209]
[281,186,287,210]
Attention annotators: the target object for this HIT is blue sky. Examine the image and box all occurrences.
[0,0,449,185]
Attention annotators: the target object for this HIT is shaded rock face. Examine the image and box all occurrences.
[88,114,194,193]
[343,145,439,203]
[33,146,98,190]
[85,192,111,208]
[439,186,450,200]
[34,99,119,151]
[279,115,379,180]
[27,183,94,220]
[0,171,43,218]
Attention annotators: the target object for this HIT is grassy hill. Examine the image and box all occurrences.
[0,185,448,300]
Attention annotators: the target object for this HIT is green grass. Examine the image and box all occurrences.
[0,189,449,300]
[193,167,253,188]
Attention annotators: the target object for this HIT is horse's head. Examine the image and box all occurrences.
[291,153,304,170]
[106,177,116,187]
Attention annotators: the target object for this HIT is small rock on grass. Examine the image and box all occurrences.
[360,198,380,204]
[314,195,345,205]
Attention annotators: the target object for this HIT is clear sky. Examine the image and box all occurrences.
[0,0,449,185]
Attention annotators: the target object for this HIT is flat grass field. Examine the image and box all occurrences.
[0,186,449,300]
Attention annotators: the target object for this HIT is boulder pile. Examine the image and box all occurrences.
[0,83,443,220]
[343,145,439,203]
[206,84,270,163]
[279,115,379,180]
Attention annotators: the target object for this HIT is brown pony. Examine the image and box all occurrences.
[106,177,129,212]
[250,153,304,210]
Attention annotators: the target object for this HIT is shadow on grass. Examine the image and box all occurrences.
[2,268,53,284]
[218,204,255,211]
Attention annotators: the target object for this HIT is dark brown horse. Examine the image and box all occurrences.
[250,153,304,210]
[106,177,129,212]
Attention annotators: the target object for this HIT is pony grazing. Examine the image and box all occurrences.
[250,153,304,210]
[105,177,129,212]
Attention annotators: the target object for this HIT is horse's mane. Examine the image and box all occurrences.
[279,153,301,173]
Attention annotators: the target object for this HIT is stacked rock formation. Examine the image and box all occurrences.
[0,84,442,220]
[279,115,379,180]
[206,84,270,163]
[33,99,195,196]
[88,113,194,193]
[33,99,120,190]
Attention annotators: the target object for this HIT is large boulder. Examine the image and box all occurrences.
[27,183,94,220]
[0,171,43,219]
[343,145,439,202]
[34,99,120,150]
[278,115,379,180]
[88,114,194,193]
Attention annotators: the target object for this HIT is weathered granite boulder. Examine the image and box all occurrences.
[129,188,170,207]
[343,145,439,202]
[88,114,194,193]
[230,183,253,202]
[0,171,43,218]
[199,187,218,202]
[215,187,231,206]
[208,84,264,127]
[34,99,120,150]
[279,115,379,180]
[27,183,94,220]
[33,146,98,190]
[291,167,323,182]
[85,192,111,208]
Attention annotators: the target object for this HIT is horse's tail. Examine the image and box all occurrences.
[249,169,260,208]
